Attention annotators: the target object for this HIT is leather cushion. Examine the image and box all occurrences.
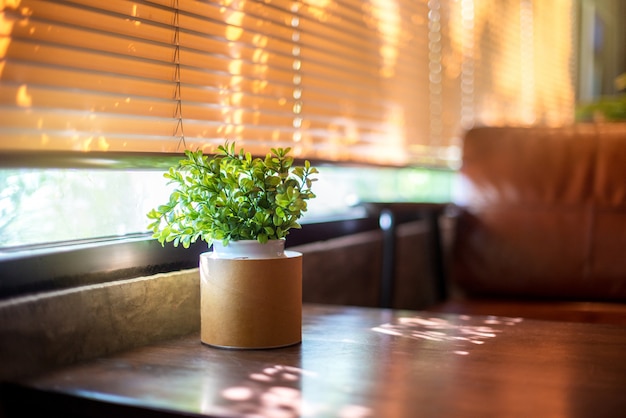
[451,124,626,301]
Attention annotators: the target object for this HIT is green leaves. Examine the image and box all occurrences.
[146,141,318,247]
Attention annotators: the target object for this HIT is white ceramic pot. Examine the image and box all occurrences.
[200,239,302,349]
[211,239,286,259]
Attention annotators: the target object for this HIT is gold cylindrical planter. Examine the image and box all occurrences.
[199,250,302,349]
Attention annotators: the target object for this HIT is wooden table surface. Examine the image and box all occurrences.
[7,304,626,417]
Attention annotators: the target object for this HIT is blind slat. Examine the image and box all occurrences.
[0,108,176,135]
[19,0,175,43]
[5,39,176,81]
[0,62,172,99]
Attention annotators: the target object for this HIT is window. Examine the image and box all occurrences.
[0,164,453,248]
[0,0,577,296]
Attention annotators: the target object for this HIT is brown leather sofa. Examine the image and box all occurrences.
[433,123,626,324]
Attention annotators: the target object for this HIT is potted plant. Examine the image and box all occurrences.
[147,141,318,349]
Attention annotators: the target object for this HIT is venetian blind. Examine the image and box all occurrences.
[0,0,576,168]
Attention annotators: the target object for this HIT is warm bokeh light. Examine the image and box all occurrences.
[15,83,30,106]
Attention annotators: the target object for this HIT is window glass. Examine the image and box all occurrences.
[0,169,170,248]
[0,166,453,249]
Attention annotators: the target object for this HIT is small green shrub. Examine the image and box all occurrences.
[147,142,318,248]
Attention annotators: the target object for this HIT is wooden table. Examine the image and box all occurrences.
[4,304,626,417]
